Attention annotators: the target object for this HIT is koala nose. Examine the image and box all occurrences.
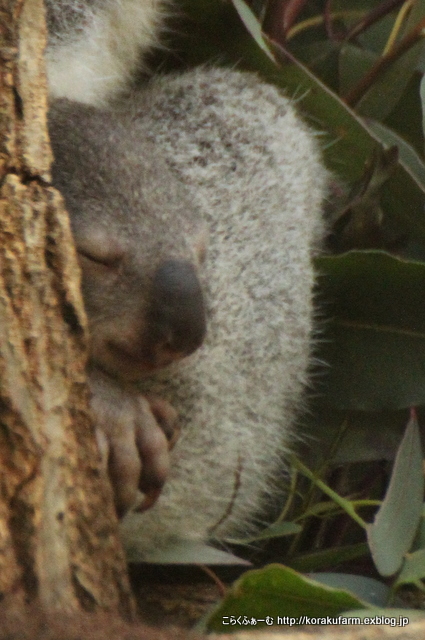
[148,259,206,362]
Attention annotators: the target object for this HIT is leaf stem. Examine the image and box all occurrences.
[345,0,407,41]
[382,0,415,55]
[344,17,425,107]
[286,11,364,41]
[291,456,368,530]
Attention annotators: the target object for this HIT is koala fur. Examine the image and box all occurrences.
[45,0,170,104]
[48,66,328,557]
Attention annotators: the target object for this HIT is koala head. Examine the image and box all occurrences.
[49,99,207,381]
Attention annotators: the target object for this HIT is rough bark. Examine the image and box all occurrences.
[0,0,134,617]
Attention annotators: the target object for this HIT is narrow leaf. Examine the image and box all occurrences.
[231,0,275,61]
[309,573,390,607]
[396,548,425,585]
[365,119,425,192]
[367,412,424,576]
[289,543,369,573]
[316,251,425,411]
[125,538,250,565]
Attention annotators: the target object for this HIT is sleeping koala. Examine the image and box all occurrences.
[48,66,327,556]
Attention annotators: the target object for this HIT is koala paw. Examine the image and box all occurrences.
[89,370,178,517]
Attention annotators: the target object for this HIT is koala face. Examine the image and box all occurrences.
[49,99,207,380]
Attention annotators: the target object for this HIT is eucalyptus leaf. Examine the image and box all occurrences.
[204,564,369,632]
[354,0,425,119]
[339,43,375,96]
[286,40,341,91]
[258,51,425,244]
[316,251,425,411]
[231,0,275,61]
[125,538,251,565]
[396,548,425,585]
[355,13,395,54]
[386,72,424,157]
[366,413,424,577]
[289,543,369,573]
[309,573,390,607]
[412,503,425,550]
[365,119,425,191]
[355,40,425,121]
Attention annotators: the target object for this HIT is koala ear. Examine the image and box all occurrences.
[45,0,170,104]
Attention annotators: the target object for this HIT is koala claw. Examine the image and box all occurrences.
[136,487,163,513]
[144,394,180,449]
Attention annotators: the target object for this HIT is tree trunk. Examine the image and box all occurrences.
[0,0,134,618]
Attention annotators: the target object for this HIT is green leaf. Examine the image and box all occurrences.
[355,40,425,121]
[367,412,424,577]
[338,43,376,96]
[365,119,425,191]
[316,251,425,411]
[397,548,425,585]
[291,40,340,91]
[412,503,425,550]
[354,0,425,119]
[204,564,369,632]
[309,573,390,607]
[231,0,275,61]
[355,13,395,54]
[385,72,424,157]
[124,538,250,565]
[289,543,369,573]
[249,56,425,244]
[292,457,367,529]
[329,146,399,251]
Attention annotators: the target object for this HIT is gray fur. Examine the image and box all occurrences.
[49,67,328,557]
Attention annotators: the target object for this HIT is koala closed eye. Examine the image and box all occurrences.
[78,249,122,269]
[75,227,125,270]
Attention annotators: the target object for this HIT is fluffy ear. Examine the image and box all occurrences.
[44,0,170,104]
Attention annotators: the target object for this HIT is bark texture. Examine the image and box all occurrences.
[0,0,134,617]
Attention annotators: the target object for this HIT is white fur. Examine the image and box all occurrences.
[46,0,169,104]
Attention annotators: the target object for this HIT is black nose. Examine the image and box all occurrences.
[148,259,206,358]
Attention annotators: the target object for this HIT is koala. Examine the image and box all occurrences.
[44,0,170,104]
[48,66,328,557]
